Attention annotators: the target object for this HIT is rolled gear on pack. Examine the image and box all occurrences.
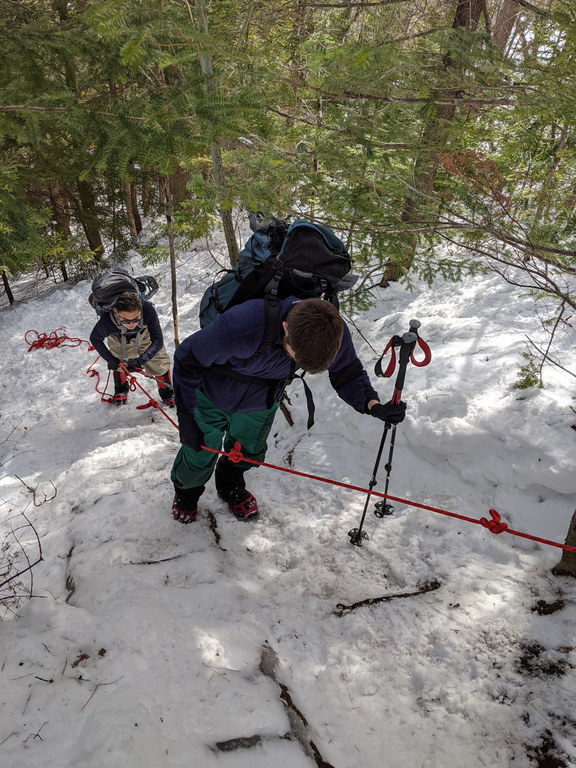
[199,215,358,331]
[89,267,159,315]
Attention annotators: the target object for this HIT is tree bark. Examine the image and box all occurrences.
[492,0,521,52]
[552,508,576,578]
[49,180,72,236]
[76,179,104,260]
[122,178,138,241]
[195,0,239,266]
[2,270,14,305]
[168,167,191,208]
[131,183,143,234]
[162,178,180,348]
[49,179,71,280]
[383,0,484,282]
[141,175,153,217]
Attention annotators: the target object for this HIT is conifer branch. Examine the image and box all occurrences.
[0,105,70,113]
[283,81,511,107]
[0,105,147,121]
[280,0,412,7]
[375,26,448,47]
[511,0,548,15]
[265,106,412,148]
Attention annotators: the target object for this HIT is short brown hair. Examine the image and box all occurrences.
[285,299,343,373]
[115,291,142,312]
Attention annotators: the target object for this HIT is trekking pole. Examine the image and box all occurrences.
[348,319,431,547]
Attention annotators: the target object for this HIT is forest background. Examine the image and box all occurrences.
[1,0,574,398]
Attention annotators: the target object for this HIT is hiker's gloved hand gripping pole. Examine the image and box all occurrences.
[348,319,431,547]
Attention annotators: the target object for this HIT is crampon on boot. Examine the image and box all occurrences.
[172,495,197,524]
[113,370,129,405]
[217,488,259,521]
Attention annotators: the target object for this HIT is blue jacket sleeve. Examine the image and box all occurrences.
[89,316,117,365]
[328,323,379,413]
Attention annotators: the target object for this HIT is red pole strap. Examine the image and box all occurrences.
[411,337,432,367]
[200,441,576,554]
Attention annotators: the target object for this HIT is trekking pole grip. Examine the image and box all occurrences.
[390,331,417,404]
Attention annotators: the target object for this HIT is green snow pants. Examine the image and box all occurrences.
[171,388,280,492]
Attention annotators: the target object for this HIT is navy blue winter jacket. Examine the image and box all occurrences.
[173,297,379,416]
[89,300,164,365]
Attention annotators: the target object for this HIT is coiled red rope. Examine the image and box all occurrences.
[25,328,88,351]
[26,328,576,553]
[26,328,178,427]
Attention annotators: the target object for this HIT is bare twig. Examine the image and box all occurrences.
[525,338,576,380]
[334,580,441,617]
[23,722,48,743]
[79,676,125,712]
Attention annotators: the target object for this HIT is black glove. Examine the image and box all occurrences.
[370,401,407,425]
[178,412,205,451]
[125,358,143,372]
[107,358,120,370]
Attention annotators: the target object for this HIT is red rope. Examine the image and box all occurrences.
[25,328,575,554]
[25,328,90,351]
[200,441,576,554]
[86,356,115,403]
[119,364,179,428]
[26,329,177,424]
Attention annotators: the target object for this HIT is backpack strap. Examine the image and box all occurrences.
[292,372,315,429]
[207,297,318,427]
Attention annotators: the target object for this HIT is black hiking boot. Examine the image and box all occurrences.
[158,371,175,408]
[172,485,203,524]
[113,369,129,405]
[172,496,197,524]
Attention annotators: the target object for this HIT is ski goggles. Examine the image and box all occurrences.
[116,315,141,326]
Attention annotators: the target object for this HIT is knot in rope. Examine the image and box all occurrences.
[228,441,245,463]
[480,508,508,535]
[136,398,159,411]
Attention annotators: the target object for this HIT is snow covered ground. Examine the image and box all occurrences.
[1,235,575,768]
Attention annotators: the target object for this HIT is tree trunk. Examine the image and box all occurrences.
[2,270,14,305]
[162,177,180,348]
[122,178,138,241]
[209,142,239,266]
[534,125,569,224]
[195,0,239,266]
[492,0,521,52]
[131,183,143,234]
[168,167,191,208]
[383,0,484,282]
[141,175,153,217]
[552,508,576,578]
[49,180,72,236]
[76,179,104,260]
[48,179,72,281]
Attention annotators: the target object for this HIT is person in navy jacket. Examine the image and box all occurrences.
[89,291,174,406]
[170,296,406,524]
